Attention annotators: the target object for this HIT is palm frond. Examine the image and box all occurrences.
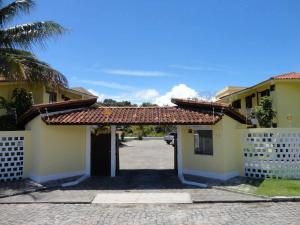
[0,0,35,27]
[0,21,66,49]
[0,48,68,87]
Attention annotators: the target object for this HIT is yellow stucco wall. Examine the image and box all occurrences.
[275,81,300,127]
[0,82,45,105]
[180,116,245,179]
[0,130,32,178]
[220,80,300,128]
[223,82,275,116]
[0,82,84,106]
[25,116,86,181]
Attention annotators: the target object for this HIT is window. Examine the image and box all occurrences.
[260,89,270,97]
[245,95,253,109]
[194,130,213,155]
[61,95,70,101]
[270,85,275,92]
[48,92,57,103]
[232,99,241,109]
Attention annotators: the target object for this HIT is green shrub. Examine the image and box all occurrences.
[252,96,276,128]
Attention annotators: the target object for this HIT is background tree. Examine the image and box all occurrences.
[252,96,276,128]
[141,102,157,107]
[0,88,33,130]
[97,99,137,107]
[0,0,67,88]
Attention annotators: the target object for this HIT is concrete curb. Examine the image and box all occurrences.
[0,186,48,199]
[212,186,300,202]
[0,201,91,204]
[212,186,269,199]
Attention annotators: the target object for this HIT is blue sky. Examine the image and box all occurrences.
[8,0,300,104]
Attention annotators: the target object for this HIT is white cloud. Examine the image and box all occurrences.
[102,69,172,77]
[87,89,106,101]
[155,84,200,106]
[87,88,159,103]
[135,89,159,100]
[88,84,210,106]
[81,80,136,91]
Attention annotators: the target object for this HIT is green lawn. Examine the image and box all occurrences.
[256,179,300,197]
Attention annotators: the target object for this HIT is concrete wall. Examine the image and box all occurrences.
[275,81,300,127]
[180,116,245,180]
[25,116,87,182]
[0,130,32,179]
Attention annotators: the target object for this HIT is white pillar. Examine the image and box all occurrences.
[85,126,91,176]
[176,125,183,178]
[111,125,116,177]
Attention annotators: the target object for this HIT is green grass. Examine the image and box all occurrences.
[255,179,300,197]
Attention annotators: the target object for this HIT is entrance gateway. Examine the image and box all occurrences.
[32,98,246,186]
[42,104,218,186]
[90,125,178,177]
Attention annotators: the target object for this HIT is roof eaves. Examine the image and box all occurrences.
[20,98,97,125]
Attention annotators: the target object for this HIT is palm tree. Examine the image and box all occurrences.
[0,0,68,88]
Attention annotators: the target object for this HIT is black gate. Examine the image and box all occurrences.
[174,133,178,173]
[91,133,111,176]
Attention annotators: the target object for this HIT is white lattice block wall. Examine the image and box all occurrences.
[244,129,300,179]
[0,136,24,182]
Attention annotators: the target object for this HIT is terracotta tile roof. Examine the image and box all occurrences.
[171,98,247,124]
[21,98,97,124]
[42,107,223,125]
[70,87,97,97]
[172,98,231,108]
[271,72,300,80]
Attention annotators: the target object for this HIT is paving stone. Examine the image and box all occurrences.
[92,192,192,204]
[0,202,299,225]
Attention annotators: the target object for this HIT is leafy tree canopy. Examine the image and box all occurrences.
[0,0,67,88]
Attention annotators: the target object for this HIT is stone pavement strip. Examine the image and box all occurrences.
[0,187,267,203]
[92,192,192,204]
[0,202,299,225]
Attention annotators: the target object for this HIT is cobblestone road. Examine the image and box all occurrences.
[0,202,299,225]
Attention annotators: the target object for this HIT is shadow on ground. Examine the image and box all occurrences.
[63,169,196,191]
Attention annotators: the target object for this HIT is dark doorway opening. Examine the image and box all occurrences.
[91,133,111,176]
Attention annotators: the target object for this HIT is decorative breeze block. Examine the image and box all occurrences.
[244,132,300,179]
[0,136,24,182]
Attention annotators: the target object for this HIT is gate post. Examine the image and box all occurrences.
[111,125,116,177]
[176,125,183,179]
[85,126,91,176]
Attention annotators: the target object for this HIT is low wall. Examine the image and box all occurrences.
[243,128,300,179]
[0,131,31,181]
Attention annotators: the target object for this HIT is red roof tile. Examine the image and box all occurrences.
[271,72,300,80]
[42,107,223,125]
[21,98,97,124]
[172,98,230,108]
[171,98,246,124]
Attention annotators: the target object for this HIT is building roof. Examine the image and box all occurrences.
[21,97,247,125]
[271,72,300,80]
[42,107,223,125]
[215,86,246,99]
[70,87,96,97]
[220,72,300,99]
[21,98,98,124]
[171,98,247,124]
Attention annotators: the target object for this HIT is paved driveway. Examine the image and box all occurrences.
[0,202,299,225]
[119,139,174,170]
